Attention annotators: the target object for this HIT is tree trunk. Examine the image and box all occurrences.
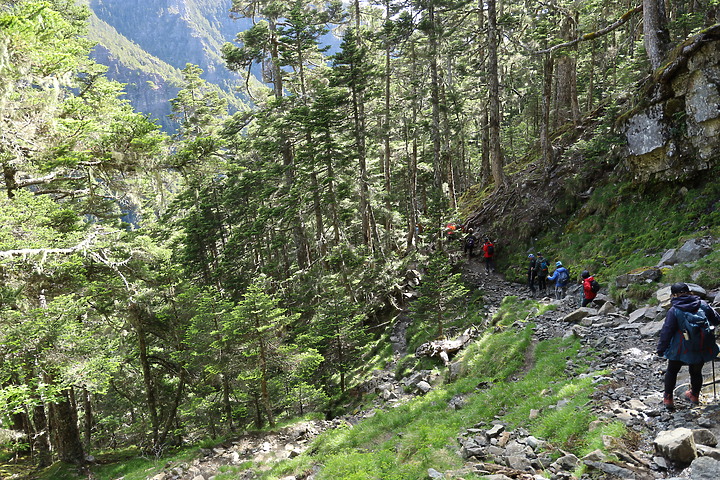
[487,0,506,190]
[130,303,160,447]
[643,0,670,70]
[82,388,93,450]
[554,13,580,128]
[49,388,85,464]
[32,402,51,467]
[540,53,554,166]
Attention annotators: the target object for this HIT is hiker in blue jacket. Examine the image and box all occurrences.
[547,261,569,300]
[656,282,720,410]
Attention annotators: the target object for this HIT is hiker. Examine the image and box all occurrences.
[547,261,569,300]
[535,253,548,294]
[482,237,495,273]
[463,229,477,257]
[656,282,720,410]
[581,270,599,307]
[527,254,537,295]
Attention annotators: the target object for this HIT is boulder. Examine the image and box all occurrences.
[689,455,720,480]
[562,307,595,323]
[654,428,698,464]
[693,428,718,447]
[616,268,662,288]
[658,238,713,266]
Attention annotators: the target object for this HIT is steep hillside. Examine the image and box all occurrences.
[81,0,259,130]
[462,26,720,289]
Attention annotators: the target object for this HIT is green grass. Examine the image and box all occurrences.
[259,297,622,480]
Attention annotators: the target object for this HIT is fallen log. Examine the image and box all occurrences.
[415,326,479,365]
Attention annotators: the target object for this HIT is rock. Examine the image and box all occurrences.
[427,467,444,479]
[507,454,534,472]
[554,453,579,470]
[616,268,662,288]
[689,455,720,479]
[598,301,618,315]
[416,381,432,393]
[486,424,505,438]
[655,427,698,464]
[696,444,720,461]
[640,321,664,337]
[658,238,713,266]
[693,428,718,447]
[562,307,595,323]
[584,460,637,479]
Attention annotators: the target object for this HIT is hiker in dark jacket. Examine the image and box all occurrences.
[656,282,720,410]
[463,229,476,257]
[527,254,537,295]
[547,261,569,300]
[534,253,548,294]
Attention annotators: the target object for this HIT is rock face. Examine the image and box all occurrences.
[622,25,720,181]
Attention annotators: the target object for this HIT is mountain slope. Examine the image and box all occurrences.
[82,0,260,130]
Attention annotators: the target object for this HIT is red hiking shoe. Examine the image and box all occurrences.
[663,392,675,411]
[684,390,700,406]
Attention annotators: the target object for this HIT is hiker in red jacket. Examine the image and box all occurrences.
[482,238,495,273]
[581,270,599,307]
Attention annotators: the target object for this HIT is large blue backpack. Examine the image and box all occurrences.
[674,306,719,363]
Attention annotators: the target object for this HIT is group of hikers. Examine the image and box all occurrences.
[446,223,496,274]
[526,254,600,306]
[448,222,720,410]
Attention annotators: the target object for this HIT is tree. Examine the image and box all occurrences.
[226,275,299,428]
[410,251,468,337]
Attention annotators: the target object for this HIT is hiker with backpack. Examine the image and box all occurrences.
[581,270,600,307]
[463,229,477,257]
[547,261,569,300]
[482,237,495,274]
[656,282,720,410]
[527,254,537,296]
[535,253,548,294]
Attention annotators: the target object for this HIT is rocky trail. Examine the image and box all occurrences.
[147,242,720,480]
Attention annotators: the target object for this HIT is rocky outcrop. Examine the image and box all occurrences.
[622,25,720,181]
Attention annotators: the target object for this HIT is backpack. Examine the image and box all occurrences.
[590,279,601,293]
[487,244,494,255]
[536,259,548,274]
[557,269,569,285]
[674,307,717,359]
[465,236,475,247]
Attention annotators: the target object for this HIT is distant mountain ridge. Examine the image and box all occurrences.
[82,0,258,131]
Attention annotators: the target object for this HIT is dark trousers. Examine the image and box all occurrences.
[528,272,536,292]
[664,360,703,396]
[485,257,494,272]
[537,274,547,292]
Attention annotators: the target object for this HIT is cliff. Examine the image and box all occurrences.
[621,24,720,181]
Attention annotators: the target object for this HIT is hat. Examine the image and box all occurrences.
[556,261,562,267]
[528,254,535,258]
[581,270,590,279]
[670,282,691,295]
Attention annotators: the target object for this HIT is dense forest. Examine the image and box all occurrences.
[1,0,719,475]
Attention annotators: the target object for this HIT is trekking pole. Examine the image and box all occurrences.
[713,358,717,400]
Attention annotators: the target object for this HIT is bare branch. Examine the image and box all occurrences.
[0,228,100,259]
[534,5,643,55]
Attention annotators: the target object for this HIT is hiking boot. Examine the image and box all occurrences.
[684,390,700,406]
[663,392,675,411]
